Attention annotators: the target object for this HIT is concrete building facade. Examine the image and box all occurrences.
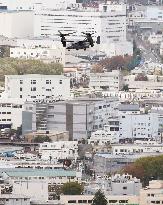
[2,74,70,101]
[0,11,34,38]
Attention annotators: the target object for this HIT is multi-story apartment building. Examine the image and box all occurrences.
[0,98,24,129]
[2,74,70,101]
[39,141,78,160]
[89,70,123,91]
[89,111,159,143]
[45,98,119,140]
[22,97,119,140]
[119,112,159,140]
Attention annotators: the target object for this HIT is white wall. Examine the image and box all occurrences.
[12,180,48,201]
[10,47,65,66]
[3,74,70,101]
[0,11,34,38]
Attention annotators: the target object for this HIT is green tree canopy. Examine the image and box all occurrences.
[123,155,163,186]
[92,190,108,205]
[0,58,63,83]
[33,136,52,143]
[122,84,129,91]
[61,182,83,195]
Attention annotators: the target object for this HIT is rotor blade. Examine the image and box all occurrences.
[81,32,95,36]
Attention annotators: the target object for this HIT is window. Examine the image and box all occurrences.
[119,200,128,203]
[31,80,36,84]
[109,200,117,203]
[88,200,92,203]
[20,87,22,91]
[59,80,62,84]
[20,95,22,98]
[123,186,127,190]
[122,116,125,118]
[20,80,23,84]
[48,115,54,118]
[31,87,36,91]
[46,80,51,84]
[68,200,76,203]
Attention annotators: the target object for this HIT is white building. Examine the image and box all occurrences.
[84,174,142,196]
[10,47,65,66]
[39,141,78,161]
[89,70,123,91]
[89,112,159,143]
[160,42,163,55]
[112,142,163,155]
[0,0,76,11]
[0,98,24,130]
[0,11,34,38]
[2,74,70,101]
[16,38,62,49]
[60,194,139,205]
[102,90,163,102]
[45,98,119,140]
[1,168,82,201]
[88,118,120,145]
[148,33,163,45]
[0,195,30,205]
[128,6,163,28]
[100,41,133,57]
[34,3,127,44]
[119,112,159,140]
[22,97,119,140]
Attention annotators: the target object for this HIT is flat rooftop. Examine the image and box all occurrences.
[1,168,78,177]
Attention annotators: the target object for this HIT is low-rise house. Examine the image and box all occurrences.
[112,143,163,155]
[39,141,79,160]
[10,47,65,66]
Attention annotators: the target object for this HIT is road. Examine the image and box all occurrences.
[136,36,161,64]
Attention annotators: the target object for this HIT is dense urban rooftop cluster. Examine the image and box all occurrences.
[0,0,162,204]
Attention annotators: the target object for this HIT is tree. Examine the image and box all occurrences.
[92,190,108,205]
[33,136,52,143]
[0,58,63,84]
[61,182,83,195]
[135,73,148,81]
[122,84,129,91]
[92,55,132,73]
[123,155,163,186]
